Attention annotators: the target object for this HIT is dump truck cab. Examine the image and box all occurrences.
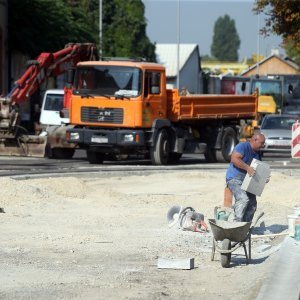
[69,60,168,129]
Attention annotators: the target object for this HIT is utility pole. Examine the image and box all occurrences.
[256,13,260,76]
[176,0,180,89]
[99,0,103,59]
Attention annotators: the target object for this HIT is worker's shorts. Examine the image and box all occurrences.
[227,179,257,222]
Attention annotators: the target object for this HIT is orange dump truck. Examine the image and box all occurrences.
[66,59,258,165]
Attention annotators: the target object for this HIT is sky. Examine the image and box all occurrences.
[142,0,285,60]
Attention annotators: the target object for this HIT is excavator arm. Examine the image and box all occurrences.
[7,43,97,104]
[0,43,97,157]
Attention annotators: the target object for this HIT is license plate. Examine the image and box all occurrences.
[273,140,290,146]
[91,136,108,143]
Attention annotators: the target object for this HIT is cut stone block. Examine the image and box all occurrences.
[241,158,271,196]
[157,258,194,270]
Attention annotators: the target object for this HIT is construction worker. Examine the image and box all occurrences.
[225,133,266,222]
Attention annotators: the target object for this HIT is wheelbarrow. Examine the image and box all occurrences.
[209,212,264,268]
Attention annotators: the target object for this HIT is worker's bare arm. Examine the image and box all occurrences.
[231,151,255,176]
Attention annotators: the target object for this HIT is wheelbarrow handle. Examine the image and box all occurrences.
[252,212,264,228]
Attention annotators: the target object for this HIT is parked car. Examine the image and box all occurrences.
[260,114,299,155]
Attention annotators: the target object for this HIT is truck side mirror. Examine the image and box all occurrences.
[288,84,293,94]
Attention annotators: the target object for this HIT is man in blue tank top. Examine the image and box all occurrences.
[226,133,265,222]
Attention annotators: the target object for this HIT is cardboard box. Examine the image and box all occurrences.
[241,159,271,196]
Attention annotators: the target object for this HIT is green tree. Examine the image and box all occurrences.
[211,15,240,61]
[8,0,156,61]
[103,0,156,61]
[253,0,300,65]
[8,0,78,57]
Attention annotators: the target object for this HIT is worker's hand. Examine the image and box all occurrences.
[247,166,256,177]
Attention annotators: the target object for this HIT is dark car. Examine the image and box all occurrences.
[260,114,299,155]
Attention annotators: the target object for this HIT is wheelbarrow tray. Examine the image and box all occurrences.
[209,219,251,242]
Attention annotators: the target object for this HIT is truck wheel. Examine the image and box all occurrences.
[86,150,104,164]
[216,127,237,163]
[51,148,75,159]
[150,129,170,165]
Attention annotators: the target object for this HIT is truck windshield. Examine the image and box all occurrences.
[251,80,282,107]
[73,66,142,98]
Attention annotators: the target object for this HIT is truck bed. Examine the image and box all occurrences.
[167,89,258,122]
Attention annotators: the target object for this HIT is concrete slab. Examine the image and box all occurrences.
[157,258,194,270]
[241,159,271,196]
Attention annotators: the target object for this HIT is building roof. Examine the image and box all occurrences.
[241,54,299,75]
[155,44,199,77]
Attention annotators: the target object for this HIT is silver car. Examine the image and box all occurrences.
[260,114,299,155]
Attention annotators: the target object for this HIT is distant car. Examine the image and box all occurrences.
[260,114,299,155]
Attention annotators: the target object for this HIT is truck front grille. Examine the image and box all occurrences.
[81,107,123,124]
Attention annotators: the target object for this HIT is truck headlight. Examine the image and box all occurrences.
[123,134,135,142]
[70,132,80,140]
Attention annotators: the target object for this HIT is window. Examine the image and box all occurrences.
[74,66,142,97]
[144,71,161,97]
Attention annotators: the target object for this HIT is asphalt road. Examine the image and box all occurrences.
[0,150,300,178]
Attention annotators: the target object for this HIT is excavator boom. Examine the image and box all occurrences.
[0,43,97,157]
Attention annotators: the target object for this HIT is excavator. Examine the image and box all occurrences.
[0,43,98,157]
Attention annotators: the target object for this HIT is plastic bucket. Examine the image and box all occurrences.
[287,214,298,237]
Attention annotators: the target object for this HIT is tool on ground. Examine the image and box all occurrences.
[167,206,208,232]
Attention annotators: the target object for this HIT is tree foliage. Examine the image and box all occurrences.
[102,0,156,61]
[253,0,300,63]
[8,0,156,61]
[210,14,240,61]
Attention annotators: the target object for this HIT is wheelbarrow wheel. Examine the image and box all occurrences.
[221,238,231,268]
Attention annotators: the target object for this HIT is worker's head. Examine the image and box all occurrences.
[250,133,265,151]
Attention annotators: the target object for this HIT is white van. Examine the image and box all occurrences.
[40,89,69,125]
[39,89,76,159]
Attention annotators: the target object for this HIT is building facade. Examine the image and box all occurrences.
[155,44,203,94]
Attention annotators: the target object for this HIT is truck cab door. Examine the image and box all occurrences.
[143,71,166,127]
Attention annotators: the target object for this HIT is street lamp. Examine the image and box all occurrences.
[176,0,180,89]
[256,13,260,75]
[99,0,103,59]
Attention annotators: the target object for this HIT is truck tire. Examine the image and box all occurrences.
[51,148,75,159]
[87,149,104,164]
[150,129,170,165]
[216,127,237,163]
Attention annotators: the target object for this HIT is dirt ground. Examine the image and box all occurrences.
[0,169,299,300]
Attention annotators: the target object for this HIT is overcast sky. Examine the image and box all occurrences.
[142,0,285,60]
